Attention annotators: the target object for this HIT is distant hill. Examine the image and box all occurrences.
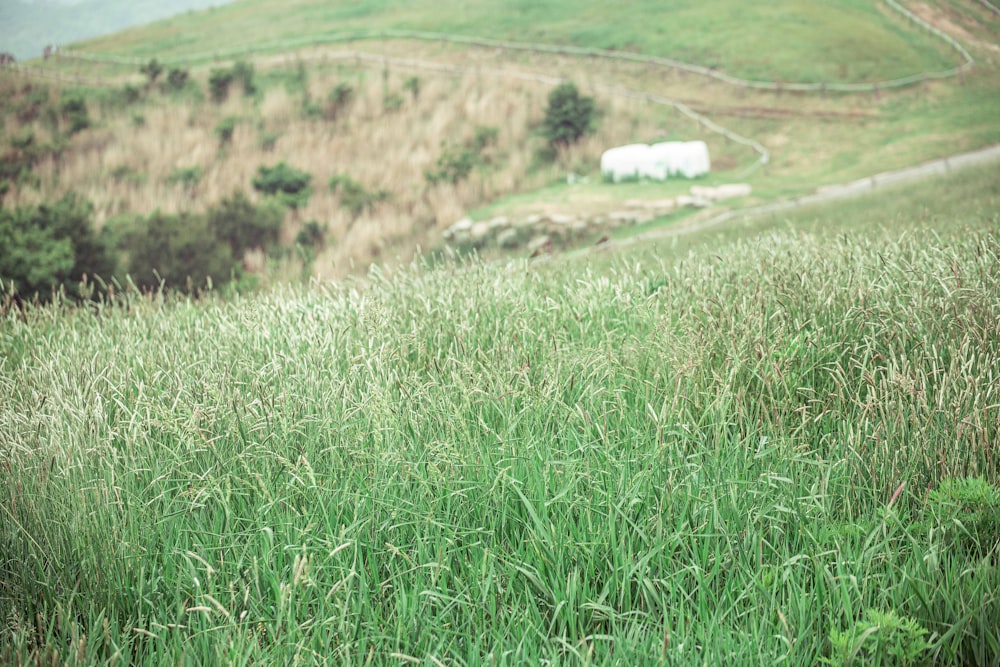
[0,0,236,60]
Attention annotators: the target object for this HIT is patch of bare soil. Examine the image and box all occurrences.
[910,1,1000,54]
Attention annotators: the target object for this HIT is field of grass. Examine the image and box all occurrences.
[74,0,962,83]
[2,161,998,664]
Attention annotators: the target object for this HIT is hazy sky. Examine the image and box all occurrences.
[1,0,238,60]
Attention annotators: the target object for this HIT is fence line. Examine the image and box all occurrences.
[977,0,1000,15]
[52,0,975,95]
[0,1,976,179]
[0,62,123,88]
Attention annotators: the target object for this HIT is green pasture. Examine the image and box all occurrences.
[1,162,998,665]
[74,0,962,83]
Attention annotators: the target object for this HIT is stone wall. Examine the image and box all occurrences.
[443,183,751,253]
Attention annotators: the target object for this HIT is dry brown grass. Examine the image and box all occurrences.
[3,54,707,277]
[9,33,960,277]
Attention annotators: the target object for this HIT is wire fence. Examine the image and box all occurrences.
[46,0,975,94]
[977,0,1000,15]
[0,0,979,178]
[0,61,126,88]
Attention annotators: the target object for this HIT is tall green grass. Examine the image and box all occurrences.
[1,164,999,664]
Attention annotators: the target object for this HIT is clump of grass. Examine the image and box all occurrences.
[328,173,390,217]
[166,165,203,189]
[824,609,930,667]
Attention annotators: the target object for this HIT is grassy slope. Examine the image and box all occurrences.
[74,0,959,82]
[1,162,998,665]
[0,0,236,60]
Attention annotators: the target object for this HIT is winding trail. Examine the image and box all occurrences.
[566,143,1000,261]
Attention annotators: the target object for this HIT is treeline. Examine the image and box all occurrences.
[1,191,285,304]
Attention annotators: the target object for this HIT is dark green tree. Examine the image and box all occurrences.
[140,58,163,86]
[207,191,283,257]
[208,68,234,103]
[541,81,597,148]
[232,61,257,96]
[166,67,190,92]
[0,194,114,300]
[60,94,90,135]
[120,211,235,293]
[252,162,312,210]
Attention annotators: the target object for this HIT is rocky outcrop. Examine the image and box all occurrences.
[690,183,753,201]
[444,183,751,252]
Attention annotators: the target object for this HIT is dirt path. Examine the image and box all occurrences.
[562,143,1000,260]
[909,1,1000,54]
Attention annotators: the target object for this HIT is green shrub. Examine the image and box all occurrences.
[120,84,143,105]
[329,174,390,217]
[209,68,234,103]
[425,125,500,185]
[14,84,51,123]
[824,609,930,667]
[165,67,190,92]
[383,92,404,113]
[60,94,90,135]
[0,193,114,300]
[288,60,309,94]
[215,116,238,145]
[166,166,203,189]
[472,125,499,152]
[426,145,479,184]
[109,165,146,186]
[208,191,283,257]
[301,97,324,120]
[259,130,279,151]
[1,129,45,186]
[252,162,312,209]
[295,220,325,248]
[233,60,257,96]
[119,211,235,293]
[541,81,597,148]
[325,82,354,120]
[924,477,1000,557]
[140,58,163,86]
[403,75,420,99]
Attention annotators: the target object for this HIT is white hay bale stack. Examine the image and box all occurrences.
[600,144,654,183]
[651,141,710,179]
[602,141,710,182]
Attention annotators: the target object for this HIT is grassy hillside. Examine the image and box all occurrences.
[74,0,962,83]
[2,0,998,283]
[1,159,998,664]
[0,0,236,60]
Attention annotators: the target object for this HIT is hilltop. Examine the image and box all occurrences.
[0,0,237,60]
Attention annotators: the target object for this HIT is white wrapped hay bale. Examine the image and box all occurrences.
[601,141,710,182]
[600,144,654,183]
[651,141,710,179]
